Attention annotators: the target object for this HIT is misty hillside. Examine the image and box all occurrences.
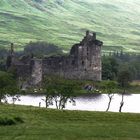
[0,0,140,53]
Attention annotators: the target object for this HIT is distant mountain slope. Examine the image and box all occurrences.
[0,0,140,53]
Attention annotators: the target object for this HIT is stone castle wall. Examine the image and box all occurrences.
[41,31,103,81]
[8,31,103,87]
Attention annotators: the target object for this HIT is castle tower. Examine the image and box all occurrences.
[70,31,103,81]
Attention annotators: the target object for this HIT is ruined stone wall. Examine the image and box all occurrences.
[42,56,75,78]
[8,31,103,87]
[13,64,31,78]
[41,31,103,81]
[10,58,43,87]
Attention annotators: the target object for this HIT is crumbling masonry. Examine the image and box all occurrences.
[8,31,103,87]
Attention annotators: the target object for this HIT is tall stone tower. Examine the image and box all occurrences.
[70,31,103,81]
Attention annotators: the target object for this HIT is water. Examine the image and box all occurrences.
[5,94,140,113]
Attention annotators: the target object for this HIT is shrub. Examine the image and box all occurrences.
[0,116,24,126]
[14,117,24,123]
[0,117,16,126]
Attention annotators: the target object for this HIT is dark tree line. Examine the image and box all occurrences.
[0,41,63,71]
[0,48,9,71]
[23,41,63,58]
[102,51,140,80]
[0,43,140,81]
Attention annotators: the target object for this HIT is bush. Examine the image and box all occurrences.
[0,116,24,126]
[0,117,16,126]
[14,117,24,123]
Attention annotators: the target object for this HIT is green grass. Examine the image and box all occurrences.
[0,0,140,53]
[0,104,140,140]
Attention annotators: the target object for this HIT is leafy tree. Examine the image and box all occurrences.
[117,69,132,90]
[24,41,63,58]
[105,81,117,112]
[103,52,140,80]
[43,76,79,109]
[102,56,119,80]
[117,69,132,112]
[130,60,140,80]
[100,80,117,112]
[0,71,19,103]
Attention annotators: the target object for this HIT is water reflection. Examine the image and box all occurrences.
[5,94,140,113]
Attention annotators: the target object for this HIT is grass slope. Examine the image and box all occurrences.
[0,0,140,52]
[0,104,140,140]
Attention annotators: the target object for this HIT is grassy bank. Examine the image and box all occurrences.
[0,105,140,140]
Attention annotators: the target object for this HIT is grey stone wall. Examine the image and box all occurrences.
[14,64,31,78]
[8,31,103,87]
[42,31,103,81]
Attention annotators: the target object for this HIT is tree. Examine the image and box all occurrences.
[106,94,114,112]
[118,69,132,90]
[102,56,119,80]
[24,41,62,58]
[0,71,19,103]
[43,76,79,109]
[101,81,117,112]
[119,94,124,113]
[117,69,132,112]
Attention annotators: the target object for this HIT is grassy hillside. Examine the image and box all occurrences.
[0,0,140,53]
[0,104,140,140]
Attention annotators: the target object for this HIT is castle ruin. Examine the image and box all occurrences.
[8,31,103,87]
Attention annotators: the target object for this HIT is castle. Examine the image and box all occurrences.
[8,31,103,87]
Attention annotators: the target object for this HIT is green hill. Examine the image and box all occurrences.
[0,0,140,53]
